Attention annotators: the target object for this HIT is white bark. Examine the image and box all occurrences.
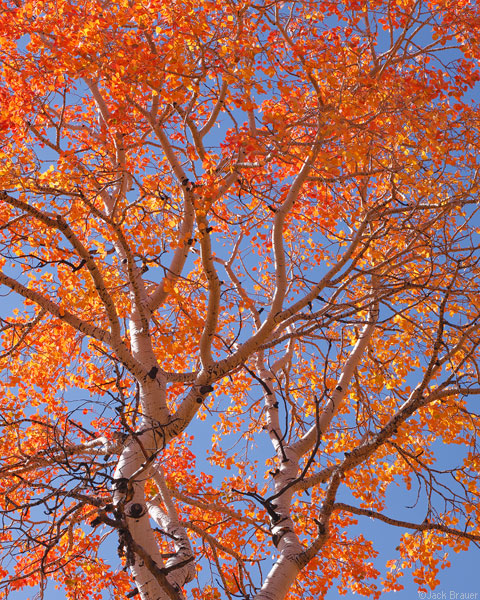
[253,292,378,600]
[114,437,168,600]
[294,292,379,457]
[113,355,170,600]
[148,468,195,588]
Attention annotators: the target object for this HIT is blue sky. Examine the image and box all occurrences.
[2,3,480,599]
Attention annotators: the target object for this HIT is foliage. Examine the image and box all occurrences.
[0,1,480,599]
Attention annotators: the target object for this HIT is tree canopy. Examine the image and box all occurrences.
[0,1,480,599]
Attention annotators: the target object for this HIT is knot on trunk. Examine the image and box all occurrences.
[127,503,146,519]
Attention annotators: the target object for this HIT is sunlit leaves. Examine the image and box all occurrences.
[0,0,480,599]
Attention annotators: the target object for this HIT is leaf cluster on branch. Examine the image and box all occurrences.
[0,1,479,599]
